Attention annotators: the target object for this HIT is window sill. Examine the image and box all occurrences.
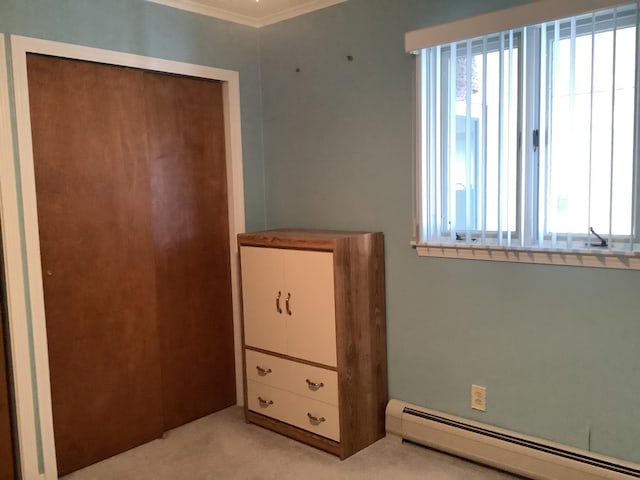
[412,242,640,270]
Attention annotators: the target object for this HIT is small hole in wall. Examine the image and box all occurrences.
[347,55,353,61]
[296,67,301,72]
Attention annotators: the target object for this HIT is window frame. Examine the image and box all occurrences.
[412,2,640,270]
[538,10,639,245]
[437,33,524,243]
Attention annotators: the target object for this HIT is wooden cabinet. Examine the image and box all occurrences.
[238,229,387,459]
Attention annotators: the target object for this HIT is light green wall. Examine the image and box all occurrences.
[259,0,640,463]
[2,0,639,468]
[0,0,266,231]
[0,0,266,472]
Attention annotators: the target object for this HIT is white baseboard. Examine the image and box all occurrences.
[386,399,640,480]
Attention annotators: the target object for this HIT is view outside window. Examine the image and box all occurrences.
[546,25,636,236]
[419,4,639,249]
[444,24,636,239]
[453,46,518,234]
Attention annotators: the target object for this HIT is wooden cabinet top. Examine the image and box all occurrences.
[238,229,382,251]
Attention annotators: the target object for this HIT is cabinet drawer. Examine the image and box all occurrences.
[246,381,290,425]
[287,394,340,442]
[245,350,338,406]
[247,380,340,442]
[286,357,338,406]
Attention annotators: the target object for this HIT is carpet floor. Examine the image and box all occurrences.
[62,406,524,480]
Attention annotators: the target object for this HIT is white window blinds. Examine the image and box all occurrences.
[415,2,640,258]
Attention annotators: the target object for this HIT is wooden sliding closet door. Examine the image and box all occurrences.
[27,55,164,475]
[27,55,236,475]
[143,73,236,430]
[0,308,15,480]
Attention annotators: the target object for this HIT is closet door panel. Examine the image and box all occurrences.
[27,54,164,475]
[0,309,15,480]
[143,73,236,430]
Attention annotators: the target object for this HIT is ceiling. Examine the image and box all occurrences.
[146,0,347,27]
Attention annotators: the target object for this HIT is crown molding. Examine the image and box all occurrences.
[255,0,347,27]
[145,0,347,28]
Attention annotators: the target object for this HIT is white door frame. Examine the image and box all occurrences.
[0,34,246,480]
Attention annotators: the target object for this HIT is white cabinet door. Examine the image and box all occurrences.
[241,246,337,367]
[283,250,336,367]
[240,247,287,354]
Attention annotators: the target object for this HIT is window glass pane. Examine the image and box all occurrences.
[610,26,636,236]
[449,40,518,234]
[417,3,639,252]
[545,23,636,236]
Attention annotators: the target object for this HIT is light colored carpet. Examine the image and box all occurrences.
[62,406,524,480]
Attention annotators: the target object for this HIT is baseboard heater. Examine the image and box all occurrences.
[386,399,640,480]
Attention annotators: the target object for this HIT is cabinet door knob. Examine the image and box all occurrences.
[256,365,272,376]
[307,412,326,424]
[258,396,274,407]
[305,379,324,390]
[275,291,282,314]
[285,292,292,316]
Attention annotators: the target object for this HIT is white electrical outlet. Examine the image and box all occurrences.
[471,385,486,412]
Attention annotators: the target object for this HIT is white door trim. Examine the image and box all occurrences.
[2,34,246,480]
[1,34,47,480]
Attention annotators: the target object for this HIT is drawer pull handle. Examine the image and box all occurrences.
[275,291,282,314]
[285,292,292,315]
[307,413,326,424]
[258,396,274,407]
[305,379,324,390]
[256,365,272,376]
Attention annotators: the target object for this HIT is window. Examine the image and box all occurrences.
[414,2,640,268]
